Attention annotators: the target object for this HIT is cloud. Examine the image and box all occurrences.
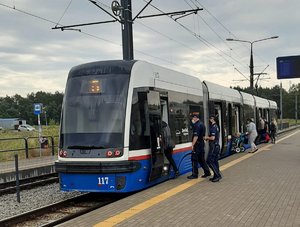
[1,0,300,97]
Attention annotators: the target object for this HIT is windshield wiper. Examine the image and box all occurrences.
[67,145,106,150]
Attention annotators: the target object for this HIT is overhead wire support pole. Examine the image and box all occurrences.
[174,11,198,21]
[132,0,153,21]
[226,36,278,90]
[52,20,118,30]
[52,0,202,61]
[88,0,122,22]
[136,8,202,19]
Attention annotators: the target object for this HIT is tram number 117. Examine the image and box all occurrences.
[98,177,109,185]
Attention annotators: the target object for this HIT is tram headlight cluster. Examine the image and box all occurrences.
[106,149,122,158]
[59,149,68,157]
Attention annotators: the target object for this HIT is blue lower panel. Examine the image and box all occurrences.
[60,173,119,192]
[58,151,194,193]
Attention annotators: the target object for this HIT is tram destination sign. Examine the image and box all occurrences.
[277,55,300,79]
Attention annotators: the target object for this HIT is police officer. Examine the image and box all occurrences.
[187,114,211,179]
[204,115,222,182]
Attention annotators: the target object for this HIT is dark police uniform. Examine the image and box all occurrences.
[207,122,221,181]
[190,120,210,178]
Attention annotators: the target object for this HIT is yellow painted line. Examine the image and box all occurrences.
[94,129,300,227]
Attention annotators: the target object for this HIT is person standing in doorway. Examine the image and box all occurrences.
[187,114,211,179]
[161,121,179,178]
[246,118,258,153]
[204,115,222,182]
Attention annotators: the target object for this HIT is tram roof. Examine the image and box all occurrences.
[131,61,203,96]
[254,95,270,108]
[268,100,277,109]
[239,91,255,106]
[203,81,241,103]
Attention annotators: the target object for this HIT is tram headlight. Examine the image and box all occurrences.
[59,149,68,157]
[106,150,113,157]
[114,150,121,157]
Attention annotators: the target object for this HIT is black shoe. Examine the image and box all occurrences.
[209,177,216,181]
[210,175,222,181]
[174,171,179,178]
[187,175,198,179]
[211,177,220,182]
[201,174,211,178]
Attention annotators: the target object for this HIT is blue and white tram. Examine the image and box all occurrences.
[55,60,205,192]
[55,60,277,193]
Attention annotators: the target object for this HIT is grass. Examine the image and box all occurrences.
[0,125,59,161]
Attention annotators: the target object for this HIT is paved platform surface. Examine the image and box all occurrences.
[0,154,56,183]
[0,155,56,174]
[58,129,300,227]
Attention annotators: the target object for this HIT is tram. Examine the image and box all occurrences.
[55,60,277,193]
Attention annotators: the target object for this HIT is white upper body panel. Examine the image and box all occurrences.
[254,95,270,108]
[240,91,255,106]
[130,61,203,96]
[203,80,242,103]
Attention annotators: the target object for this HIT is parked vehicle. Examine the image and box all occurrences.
[18,124,36,131]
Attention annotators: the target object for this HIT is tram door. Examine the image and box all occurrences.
[147,91,168,181]
[214,104,223,150]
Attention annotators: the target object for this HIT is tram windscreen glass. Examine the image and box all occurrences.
[61,73,130,148]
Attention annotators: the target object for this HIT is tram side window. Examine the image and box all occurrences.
[243,105,254,131]
[129,90,150,150]
[168,91,190,144]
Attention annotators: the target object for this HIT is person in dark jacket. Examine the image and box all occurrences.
[161,121,179,178]
[187,114,211,179]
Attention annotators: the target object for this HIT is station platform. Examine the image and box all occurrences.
[58,129,300,227]
[0,154,57,183]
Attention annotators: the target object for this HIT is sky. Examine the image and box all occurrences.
[1,0,300,97]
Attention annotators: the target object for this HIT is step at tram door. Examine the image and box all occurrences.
[147,91,170,181]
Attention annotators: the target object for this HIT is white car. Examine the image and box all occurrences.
[18,124,36,131]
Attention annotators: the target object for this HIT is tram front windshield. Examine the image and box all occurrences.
[60,73,129,149]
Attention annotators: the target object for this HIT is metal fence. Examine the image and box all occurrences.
[0,136,58,159]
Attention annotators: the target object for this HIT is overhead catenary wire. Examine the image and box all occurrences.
[0,1,258,86]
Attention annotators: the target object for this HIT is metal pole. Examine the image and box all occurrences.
[296,94,298,125]
[280,82,283,130]
[250,42,254,90]
[121,0,134,60]
[15,154,21,203]
[38,114,42,157]
[45,111,48,127]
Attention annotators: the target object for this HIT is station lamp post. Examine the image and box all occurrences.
[226,36,279,90]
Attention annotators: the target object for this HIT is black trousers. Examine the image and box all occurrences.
[191,150,210,177]
[164,147,178,172]
[207,143,221,178]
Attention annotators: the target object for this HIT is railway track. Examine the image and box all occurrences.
[0,193,124,227]
[0,173,59,196]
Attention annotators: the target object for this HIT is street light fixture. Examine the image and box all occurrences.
[226,36,279,89]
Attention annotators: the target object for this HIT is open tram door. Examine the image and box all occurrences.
[147,91,169,181]
[213,104,223,150]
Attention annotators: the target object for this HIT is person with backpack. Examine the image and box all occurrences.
[269,118,277,144]
[161,121,179,178]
